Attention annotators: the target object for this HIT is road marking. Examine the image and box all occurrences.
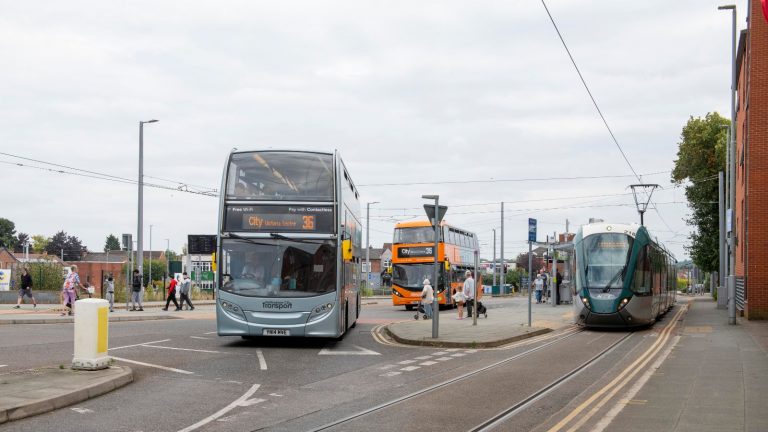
[379,365,397,370]
[450,353,466,357]
[319,345,381,356]
[240,397,266,407]
[414,356,432,360]
[270,393,283,397]
[0,365,6,368]
[432,351,449,356]
[435,357,452,361]
[109,339,170,351]
[141,345,223,354]
[178,383,260,432]
[400,366,420,372]
[71,408,94,414]
[380,371,402,377]
[190,336,210,340]
[111,356,194,375]
[420,361,438,366]
[398,360,416,365]
[204,331,217,335]
[256,349,267,370]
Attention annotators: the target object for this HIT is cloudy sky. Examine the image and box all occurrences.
[0,0,748,261]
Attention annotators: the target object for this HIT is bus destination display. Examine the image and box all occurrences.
[226,205,335,233]
[397,246,434,258]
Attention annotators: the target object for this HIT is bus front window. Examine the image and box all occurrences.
[220,239,337,298]
[393,263,436,289]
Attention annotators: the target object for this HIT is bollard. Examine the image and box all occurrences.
[72,298,110,370]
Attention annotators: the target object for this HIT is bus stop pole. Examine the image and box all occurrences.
[473,250,478,326]
[528,240,532,327]
[432,198,440,339]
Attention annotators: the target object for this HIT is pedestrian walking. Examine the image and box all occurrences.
[420,278,434,319]
[534,274,544,304]
[162,275,181,311]
[179,272,194,310]
[14,268,37,309]
[463,270,476,318]
[130,269,144,311]
[62,265,84,316]
[104,276,115,312]
[555,270,563,305]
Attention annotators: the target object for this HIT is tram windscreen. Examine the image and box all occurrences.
[582,233,633,291]
[219,239,337,298]
[392,263,436,289]
[226,151,334,201]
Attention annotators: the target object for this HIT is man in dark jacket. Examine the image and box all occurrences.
[14,268,37,309]
[131,269,144,311]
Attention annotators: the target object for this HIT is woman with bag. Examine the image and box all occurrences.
[452,276,467,320]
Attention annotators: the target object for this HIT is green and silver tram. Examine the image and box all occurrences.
[572,222,676,328]
[215,150,362,338]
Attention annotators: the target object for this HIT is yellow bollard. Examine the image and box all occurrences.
[72,299,111,370]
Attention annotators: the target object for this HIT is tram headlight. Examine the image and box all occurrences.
[220,300,246,321]
[580,296,591,310]
[617,297,630,311]
[308,302,335,323]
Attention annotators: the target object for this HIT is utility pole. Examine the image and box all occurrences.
[492,229,497,289]
[718,171,727,308]
[500,202,505,291]
[365,202,379,293]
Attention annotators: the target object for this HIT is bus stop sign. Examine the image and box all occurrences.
[528,218,537,242]
[423,205,448,226]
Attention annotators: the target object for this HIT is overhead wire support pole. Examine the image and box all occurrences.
[629,184,660,226]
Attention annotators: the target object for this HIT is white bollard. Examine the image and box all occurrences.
[72,298,111,370]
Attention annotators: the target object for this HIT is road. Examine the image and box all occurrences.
[0,297,685,432]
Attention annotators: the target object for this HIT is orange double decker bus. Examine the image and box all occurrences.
[390,220,480,310]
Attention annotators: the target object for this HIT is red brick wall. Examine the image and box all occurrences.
[69,262,125,298]
[746,0,768,319]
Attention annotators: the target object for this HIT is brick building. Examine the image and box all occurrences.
[735,0,768,319]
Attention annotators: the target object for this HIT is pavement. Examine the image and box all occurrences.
[1,295,767,429]
[0,300,217,325]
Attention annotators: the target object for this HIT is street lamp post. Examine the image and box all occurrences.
[137,119,158,291]
[365,201,379,294]
[718,4,737,325]
[149,224,153,290]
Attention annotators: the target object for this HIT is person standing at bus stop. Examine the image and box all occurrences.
[463,270,476,319]
[421,278,434,319]
[131,269,144,311]
[179,272,195,310]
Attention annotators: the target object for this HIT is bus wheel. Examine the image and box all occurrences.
[405,305,414,311]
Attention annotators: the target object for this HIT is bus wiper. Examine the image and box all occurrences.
[603,266,625,293]
[269,233,326,244]
[270,233,292,241]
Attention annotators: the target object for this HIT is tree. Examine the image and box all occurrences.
[31,235,50,254]
[104,234,121,252]
[0,218,17,249]
[45,231,87,261]
[13,232,29,253]
[671,112,728,273]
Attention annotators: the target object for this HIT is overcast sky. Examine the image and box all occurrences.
[0,0,748,261]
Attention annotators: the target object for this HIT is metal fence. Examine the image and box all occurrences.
[735,276,746,312]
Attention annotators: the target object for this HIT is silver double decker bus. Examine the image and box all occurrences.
[215,150,362,338]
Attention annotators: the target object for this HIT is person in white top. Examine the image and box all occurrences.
[463,270,476,318]
[534,274,544,304]
[420,279,434,319]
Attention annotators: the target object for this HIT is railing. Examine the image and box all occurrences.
[735,276,746,311]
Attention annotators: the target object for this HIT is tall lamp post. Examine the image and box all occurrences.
[137,119,158,289]
[365,201,379,293]
[718,4,737,325]
[149,224,153,289]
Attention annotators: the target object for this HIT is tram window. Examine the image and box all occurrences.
[632,246,651,295]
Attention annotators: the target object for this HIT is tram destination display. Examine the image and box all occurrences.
[225,205,335,233]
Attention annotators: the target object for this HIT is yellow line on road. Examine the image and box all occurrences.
[548,304,688,432]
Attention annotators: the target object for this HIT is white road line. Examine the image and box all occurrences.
[398,360,416,365]
[450,353,466,357]
[204,331,217,335]
[178,384,261,432]
[380,371,402,377]
[432,352,449,356]
[0,365,7,368]
[414,356,432,360]
[109,339,171,351]
[420,361,438,366]
[111,356,195,375]
[435,357,452,362]
[400,366,420,372]
[190,336,210,340]
[256,349,267,370]
[141,345,223,354]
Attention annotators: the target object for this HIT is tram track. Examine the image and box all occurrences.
[306,328,588,432]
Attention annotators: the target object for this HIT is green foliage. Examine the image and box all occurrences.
[31,235,50,254]
[0,218,17,248]
[13,262,65,291]
[671,112,728,273]
[45,231,86,261]
[104,234,121,253]
[13,233,29,253]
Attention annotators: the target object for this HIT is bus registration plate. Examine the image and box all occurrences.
[263,329,290,336]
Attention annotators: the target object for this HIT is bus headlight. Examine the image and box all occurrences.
[580,296,591,310]
[392,288,404,297]
[617,297,630,310]
[308,302,335,323]
[220,300,246,321]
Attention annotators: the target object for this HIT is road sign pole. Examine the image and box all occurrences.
[528,218,536,327]
[422,196,447,339]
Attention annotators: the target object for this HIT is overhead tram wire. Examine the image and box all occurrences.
[0,152,218,198]
[540,0,676,233]
[357,171,668,188]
